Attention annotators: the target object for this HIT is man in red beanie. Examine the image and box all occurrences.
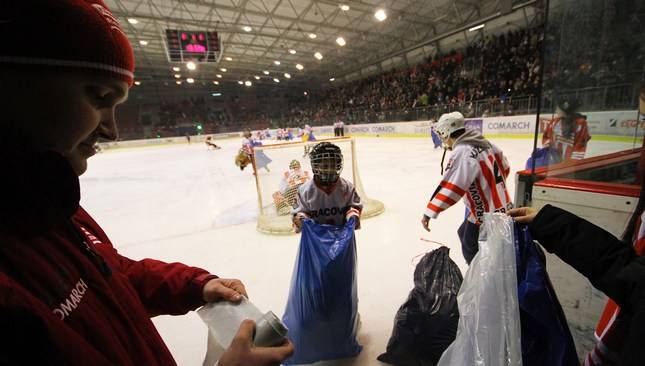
[0,1,293,365]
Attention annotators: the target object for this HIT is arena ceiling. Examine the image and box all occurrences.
[104,0,538,101]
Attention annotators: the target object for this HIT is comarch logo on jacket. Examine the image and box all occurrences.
[53,278,89,320]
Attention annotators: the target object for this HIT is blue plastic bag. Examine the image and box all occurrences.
[282,217,362,365]
[514,223,579,366]
[525,147,561,170]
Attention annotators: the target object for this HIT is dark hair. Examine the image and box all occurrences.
[450,128,466,139]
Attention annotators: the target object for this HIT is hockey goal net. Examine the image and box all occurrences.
[252,137,385,234]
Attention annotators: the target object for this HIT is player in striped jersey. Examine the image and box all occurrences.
[421,112,513,264]
[292,142,362,232]
[542,97,591,162]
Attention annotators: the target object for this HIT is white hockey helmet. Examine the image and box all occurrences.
[433,112,465,142]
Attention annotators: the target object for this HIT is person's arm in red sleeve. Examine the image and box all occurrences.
[113,254,218,316]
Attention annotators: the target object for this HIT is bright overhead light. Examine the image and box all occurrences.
[263,70,270,75]
[127,18,139,25]
[220,68,227,72]
[468,23,485,32]
[274,60,281,65]
[296,64,304,70]
[273,78,280,83]
[216,74,223,78]
[176,80,182,85]
[213,80,219,85]
[242,26,252,32]
[212,92,222,97]
[329,77,335,82]
[174,74,181,78]
[340,4,350,11]
[284,73,291,79]
[186,61,197,70]
[289,49,297,54]
[139,40,148,46]
[172,67,180,72]
[254,75,261,80]
[245,81,252,86]
[134,81,141,86]
[308,33,317,39]
[186,78,195,83]
[304,91,308,95]
[336,37,346,46]
[238,81,244,85]
[375,9,387,21]
[314,52,323,60]
[225,56,233,61]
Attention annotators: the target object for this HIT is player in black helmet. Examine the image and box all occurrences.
[292,142,362,231]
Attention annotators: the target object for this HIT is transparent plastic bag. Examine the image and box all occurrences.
[198,298,287,366]
[437,213,522,366]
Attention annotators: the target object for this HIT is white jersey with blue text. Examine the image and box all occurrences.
[293,177,362,226]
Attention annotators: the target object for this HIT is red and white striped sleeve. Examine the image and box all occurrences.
[571,119,591,160]
[424,147,478,219]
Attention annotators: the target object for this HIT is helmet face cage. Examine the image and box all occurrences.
[289,159,301,170]
[310,143,343,185]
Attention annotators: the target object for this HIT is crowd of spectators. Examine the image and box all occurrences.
[283,27,543,126]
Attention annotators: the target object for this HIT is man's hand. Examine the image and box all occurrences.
[218,320,294,366]
[421,214,431,232]
[507,207,540,224]
[203,278,248,303]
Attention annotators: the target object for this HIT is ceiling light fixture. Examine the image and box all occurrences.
[284,73,291,79]
[186,61,197,70]
[225,57,233,61]
[245,81,252,86]
[375,9,387,21]
[314,52,323,60]
[336,37,346,46]
[220,68,227,72]
[468,24,485,32]
[274,60,281,65]
[186,78,195,83]
[273,78,280,83]
[139,40,148,46]
[127,18,139,24]
[254,75,261,80]
[242,26,252,32]
[263,70,270,75]
[289,49,297,54]
[172,67,180,72]
[308,33,317,39]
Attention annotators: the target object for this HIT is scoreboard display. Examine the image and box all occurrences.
[165,30,220,62]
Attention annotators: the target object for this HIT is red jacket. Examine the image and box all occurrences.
[0,151,216,365]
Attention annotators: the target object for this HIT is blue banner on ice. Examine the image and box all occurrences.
[282,217,362,365]
[514,223,579,366]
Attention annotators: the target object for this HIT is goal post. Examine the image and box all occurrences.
[252,137,385,234]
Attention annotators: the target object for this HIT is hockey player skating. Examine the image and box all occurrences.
[421,112,513,264]
[204,136,221,150]
[542,97,591,163]
[293,142,361,230]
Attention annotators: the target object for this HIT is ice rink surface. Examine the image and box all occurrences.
[80,136,634,365]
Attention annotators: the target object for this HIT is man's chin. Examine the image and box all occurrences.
[68,157,88,176]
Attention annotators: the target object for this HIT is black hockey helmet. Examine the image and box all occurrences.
[309,142,343,185]
[556,96,581,115]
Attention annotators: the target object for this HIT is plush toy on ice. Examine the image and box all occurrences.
[283,142,362,364]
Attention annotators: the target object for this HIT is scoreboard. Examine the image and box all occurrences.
[165,30,220,62]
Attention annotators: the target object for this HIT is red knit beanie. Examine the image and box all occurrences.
[0,0,135,86]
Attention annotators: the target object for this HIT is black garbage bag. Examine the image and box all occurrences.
[378,246,462,366]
